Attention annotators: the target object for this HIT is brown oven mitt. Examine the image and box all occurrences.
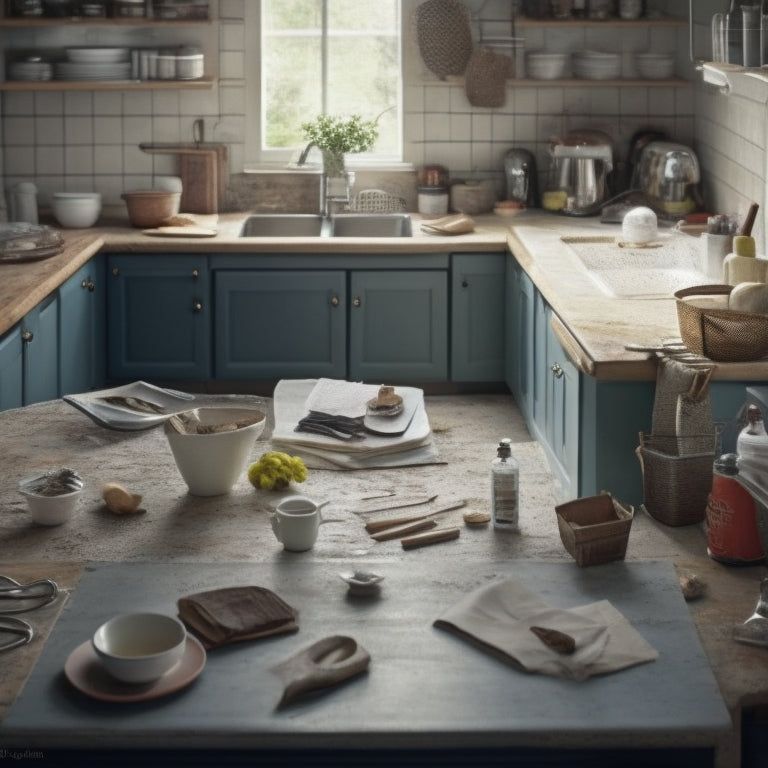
[178,586,299,649]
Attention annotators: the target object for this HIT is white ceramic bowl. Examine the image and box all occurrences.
[635,52,674,79]
[573,50,621,79]
[526,51,567,80]
[165,407,266,496]
[51,192,101,228]
[92,612,187,684]
[18,472,84,526]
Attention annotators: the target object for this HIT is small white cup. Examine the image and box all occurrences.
[271,496,323,552]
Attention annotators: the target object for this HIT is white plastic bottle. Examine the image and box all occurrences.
[491,438,519,531]
[736,404,768,482]
[722,235,768,285]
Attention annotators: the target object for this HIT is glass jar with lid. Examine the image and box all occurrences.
[587,0,614,19]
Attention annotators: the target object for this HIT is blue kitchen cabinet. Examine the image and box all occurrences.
[214,270,347,380]
[349,270,448,382]
[451,253,505,381]
[106,254,210,381]
[22,293,59,406]
[58,258,106,396]
[0,325,23,411]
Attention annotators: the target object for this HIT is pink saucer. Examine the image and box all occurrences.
[64,635,206,703]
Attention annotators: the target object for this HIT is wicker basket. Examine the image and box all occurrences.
[555,492,634,567]
[675,284,768,362]
[636,432,713,526]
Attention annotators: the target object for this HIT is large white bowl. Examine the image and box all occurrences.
[165,407,266,496]
[635,52,675,79]
[573,50,621,80]
[526,51,568,80]
[92,612,187,684]
[51,192,101,228]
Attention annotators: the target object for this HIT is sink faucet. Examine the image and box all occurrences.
[296,141,354,218]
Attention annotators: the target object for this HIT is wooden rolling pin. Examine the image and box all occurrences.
[401,526,460,550]
[370,518,437,542]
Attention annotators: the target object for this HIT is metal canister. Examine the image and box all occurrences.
[706,454,765,564]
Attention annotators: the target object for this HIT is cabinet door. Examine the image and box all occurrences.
[506,259,535,422]
[107,254,210,381]
[22,293,59,405]
[59,258,106,395]
[532,288,548,435]
[214,270,346,380]
[0,325,23,411]
[544,308,580,499]
[451,253,505,381]
[349,271,448,382]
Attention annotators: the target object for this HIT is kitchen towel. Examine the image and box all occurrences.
[434,578,658,681]
[178,586,299,649]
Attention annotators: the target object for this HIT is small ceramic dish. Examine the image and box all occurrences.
[18,469,84,526]
[339,570,384,595]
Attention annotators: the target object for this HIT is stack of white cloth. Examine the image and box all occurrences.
[270,378,440,470]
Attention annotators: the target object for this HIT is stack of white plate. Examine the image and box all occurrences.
[572,50,621,80]
[65,47,130,64]
[635,52,675,79]
[9,59,53,82]
[526,51,568,80]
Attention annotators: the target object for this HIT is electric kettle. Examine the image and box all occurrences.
[543,129,613,216]
[503,148,538,208]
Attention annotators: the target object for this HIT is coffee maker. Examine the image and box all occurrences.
[504,148,538,208]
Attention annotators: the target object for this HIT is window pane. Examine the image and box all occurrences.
[261,0,401,158]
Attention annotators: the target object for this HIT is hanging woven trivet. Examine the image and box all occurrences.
[465,46,513,108]
[415,0,473,80]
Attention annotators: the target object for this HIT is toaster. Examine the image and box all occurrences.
[633,141,702,217]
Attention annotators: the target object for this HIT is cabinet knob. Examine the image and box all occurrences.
[21,330,33,343]
[461,279,469,288]
[81,278,95,292]
[192,300,203,312]
[191,269,199,278]
[111,267,120,277]
[330,296,340,307]
[353,297,362,308]
[551,362,564,379]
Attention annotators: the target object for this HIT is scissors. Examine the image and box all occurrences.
[0,575,59,615]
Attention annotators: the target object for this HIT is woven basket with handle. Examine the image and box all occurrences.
[675,284,768,362]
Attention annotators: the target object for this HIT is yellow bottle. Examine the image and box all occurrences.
[722,236,768,285]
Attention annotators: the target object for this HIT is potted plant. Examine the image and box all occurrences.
[300,113,379,177]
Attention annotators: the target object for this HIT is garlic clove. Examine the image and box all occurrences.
[101,482,143,515]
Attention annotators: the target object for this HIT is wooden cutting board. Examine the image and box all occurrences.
[180,151,218,214]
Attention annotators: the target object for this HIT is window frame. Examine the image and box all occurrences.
[245,1,404,168]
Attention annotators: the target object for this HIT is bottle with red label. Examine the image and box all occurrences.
[706,453,765,564]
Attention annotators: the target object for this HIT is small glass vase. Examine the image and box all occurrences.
[321,149,346,177]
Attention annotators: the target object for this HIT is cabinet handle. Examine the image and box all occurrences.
[21,330,33,343]
[330,296,340,307]
[81,278,95,292]
[192,300,203,312]
[551,363,564,379]
[111,267,119,276]
[191,269,199,278]
[353,297,362,308]
[461,279,469,288]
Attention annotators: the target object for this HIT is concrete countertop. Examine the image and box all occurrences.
[3,208,768,383]
[0,395,765,767]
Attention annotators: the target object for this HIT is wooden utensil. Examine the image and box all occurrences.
[353,494,438,515]
[401,527,460,550]
[364,499,466,534]
[370,518,437,542]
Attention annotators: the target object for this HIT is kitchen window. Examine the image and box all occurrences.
[250,0,403,165]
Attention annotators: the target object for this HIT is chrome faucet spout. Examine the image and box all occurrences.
[298,142,318,166]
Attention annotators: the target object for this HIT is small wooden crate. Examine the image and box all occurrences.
[556,492,634,567]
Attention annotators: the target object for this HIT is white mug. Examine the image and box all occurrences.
[271,496,324,552]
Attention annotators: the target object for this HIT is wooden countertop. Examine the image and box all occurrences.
[3,209,768,383]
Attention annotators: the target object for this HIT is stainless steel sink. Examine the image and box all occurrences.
[330,214,412,238]
[239,214,326,237]
[238,213,412,238]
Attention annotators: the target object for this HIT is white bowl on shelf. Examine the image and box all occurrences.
[635,52,675,79]
[51,192,102,228]
[526,51,568,80]
[572,50,622,80]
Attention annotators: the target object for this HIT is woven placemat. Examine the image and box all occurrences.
[465,45,513,107]
[416,0,473,79]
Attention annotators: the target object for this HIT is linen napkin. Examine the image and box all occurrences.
[434,578,658,681]
[178,586,299,650]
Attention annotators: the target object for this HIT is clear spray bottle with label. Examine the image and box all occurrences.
[491,438,519,531]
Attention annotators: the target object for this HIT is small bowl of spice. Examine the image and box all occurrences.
[18,468,84,526]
